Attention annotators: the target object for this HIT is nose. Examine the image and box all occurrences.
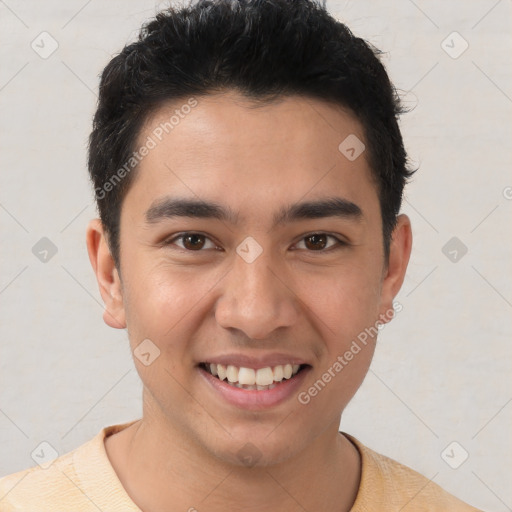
[214,249,299,340]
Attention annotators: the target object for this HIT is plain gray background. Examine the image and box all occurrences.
[0,0,511,509]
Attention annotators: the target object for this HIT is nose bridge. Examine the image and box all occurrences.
[215,245,298,339]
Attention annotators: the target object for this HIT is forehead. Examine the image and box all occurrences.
[124,92,379,227]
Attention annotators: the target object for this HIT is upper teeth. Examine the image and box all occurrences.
[208,363,301,386]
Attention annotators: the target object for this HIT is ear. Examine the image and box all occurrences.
[86,219,126,329]
[377,214,412,324]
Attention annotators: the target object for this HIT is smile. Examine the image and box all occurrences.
[200,362,304,391]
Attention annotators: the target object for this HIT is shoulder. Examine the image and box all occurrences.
[0,443,86,510]
[0,422,140,511]
[346,434,484,512]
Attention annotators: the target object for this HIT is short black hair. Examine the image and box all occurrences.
[88,0,415,268]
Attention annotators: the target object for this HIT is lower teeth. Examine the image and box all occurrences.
[225,382,277,391]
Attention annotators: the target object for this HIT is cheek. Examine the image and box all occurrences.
[294,261,381,405]
[296,321,376,421]
[296,261,382,342]
[120,265,212,409]
[122,262,223,355]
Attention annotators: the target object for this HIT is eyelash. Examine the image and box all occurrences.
[163,232,347,253]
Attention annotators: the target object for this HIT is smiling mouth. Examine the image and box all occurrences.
[200,362,308,391]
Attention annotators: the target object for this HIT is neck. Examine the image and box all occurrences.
[105,408,360,512]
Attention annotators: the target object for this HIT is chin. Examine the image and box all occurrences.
[201,426,308,469]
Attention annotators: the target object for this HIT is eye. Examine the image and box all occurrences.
[165,232,219,251]
[294,233,346,251]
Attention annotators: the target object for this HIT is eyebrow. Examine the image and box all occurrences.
[145,196,363,227]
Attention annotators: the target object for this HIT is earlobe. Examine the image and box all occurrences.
[378,214,412,324]
[86,219,126,329]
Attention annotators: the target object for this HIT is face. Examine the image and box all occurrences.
[88,91,411,467]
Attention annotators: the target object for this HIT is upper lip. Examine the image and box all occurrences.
[199,353,309,370]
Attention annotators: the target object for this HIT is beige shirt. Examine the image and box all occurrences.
[0,421,482,511]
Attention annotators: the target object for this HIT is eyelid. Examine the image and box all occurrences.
[163,232,220,251]
[292,232,348,251]
[162,231,348,252]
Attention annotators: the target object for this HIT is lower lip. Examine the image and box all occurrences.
[198,366,311,410]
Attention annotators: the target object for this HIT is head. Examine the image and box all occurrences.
[87,0,413,467]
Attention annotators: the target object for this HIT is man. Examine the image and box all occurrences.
[0,0,483,510]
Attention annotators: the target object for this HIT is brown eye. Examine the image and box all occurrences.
[166,233,217,251]
[304,234,328,250]
[295,233,345,252]
[182,234,206,250]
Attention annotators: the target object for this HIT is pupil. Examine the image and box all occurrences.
[306,234,326,250]
[184,234,204,250]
